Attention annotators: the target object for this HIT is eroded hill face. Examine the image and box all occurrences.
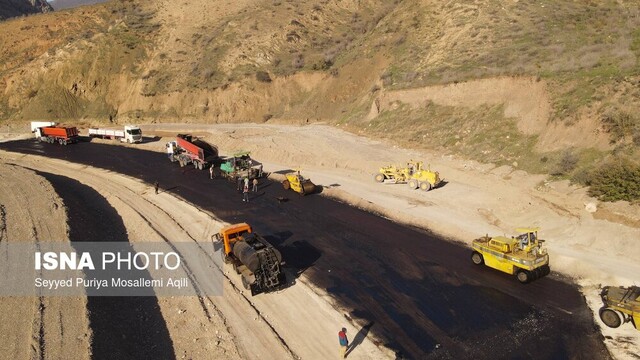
[1,0,639,173]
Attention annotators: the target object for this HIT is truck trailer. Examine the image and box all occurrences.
[166,134,218,170]
[214,223,286,296]
[88,125,142,143]
[31,121,79,145]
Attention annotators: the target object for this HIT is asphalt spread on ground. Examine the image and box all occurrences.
[1,139,610,359]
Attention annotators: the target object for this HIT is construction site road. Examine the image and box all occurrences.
[0,139,610,359]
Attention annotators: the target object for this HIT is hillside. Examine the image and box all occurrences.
[0,0,639,199]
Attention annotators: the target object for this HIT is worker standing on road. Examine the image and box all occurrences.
[243,183,250,202]
[209,165,214,179]
[338,327,348,358]
[237,176,242,191]
[154,181,159,194]
[252,178,258,192]
[258,164,263,177]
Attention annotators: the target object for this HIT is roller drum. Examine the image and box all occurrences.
[301,180,316,195]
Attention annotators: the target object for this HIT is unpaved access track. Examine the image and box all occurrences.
[0,138,611,360]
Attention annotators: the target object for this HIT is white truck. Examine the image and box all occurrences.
[88,125,142,143]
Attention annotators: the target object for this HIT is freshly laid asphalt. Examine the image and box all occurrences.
[1,138,610,359]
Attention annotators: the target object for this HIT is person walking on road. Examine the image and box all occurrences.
[237,176,243,191]
[154,181,159,194]
[338,327,348,358]
[242,183,250,202]
[252,178,258,192]
[209,165,215,179]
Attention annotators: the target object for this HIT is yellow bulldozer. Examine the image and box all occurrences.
[282,170,316,196]
[374,160,441,191]
[471,227,550,284]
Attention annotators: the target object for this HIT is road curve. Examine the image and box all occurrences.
[0,139,610,359]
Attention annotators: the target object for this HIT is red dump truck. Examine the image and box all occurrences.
[166,134,218,170]
[31,121,79,145]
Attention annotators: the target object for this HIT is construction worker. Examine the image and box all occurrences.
[338,327,348,358]
[154,181,159,194]
[258,164,263,177]
[237,176,243,191]
[209,165,214,179]
[243,183,250,202]
[252,178,258,192]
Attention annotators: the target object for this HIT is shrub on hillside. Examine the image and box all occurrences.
[587,160,640,202]
[551,149,578,176]
[256,71,272,83]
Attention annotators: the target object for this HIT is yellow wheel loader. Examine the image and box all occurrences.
[471,227,550,284]
[599,285,640,331]
[374,160,441,191]
[282,170,316,196]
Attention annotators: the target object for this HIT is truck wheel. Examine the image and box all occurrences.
[62,139,68,145]
[37,137,42,143]
[220,250,229,264]
[407,179,419,189]
[420,181,432,191]
[58,139,64,145]
[374,173,385,183]
[282,180,290,190]
[540,264,551,276]
[516,269,531,284]
[198,162,203,170]
[471,252,484,265]
[241,275,251,291]
[232,262,241,274]
[599,307,623,328]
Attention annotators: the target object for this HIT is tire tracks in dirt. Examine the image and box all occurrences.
[7,154,293,359]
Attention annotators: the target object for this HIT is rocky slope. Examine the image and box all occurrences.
[0,0,638,197]
[0,0,52,21]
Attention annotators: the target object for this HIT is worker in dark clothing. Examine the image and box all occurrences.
[252,178,259,192]
[243,183,250,202]
[154,181,159,194]
[338,327,348,358]
[237,176,243,191]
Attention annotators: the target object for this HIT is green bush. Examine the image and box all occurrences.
[588,160,640,202]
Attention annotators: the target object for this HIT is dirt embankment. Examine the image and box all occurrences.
[0,163,91,360]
